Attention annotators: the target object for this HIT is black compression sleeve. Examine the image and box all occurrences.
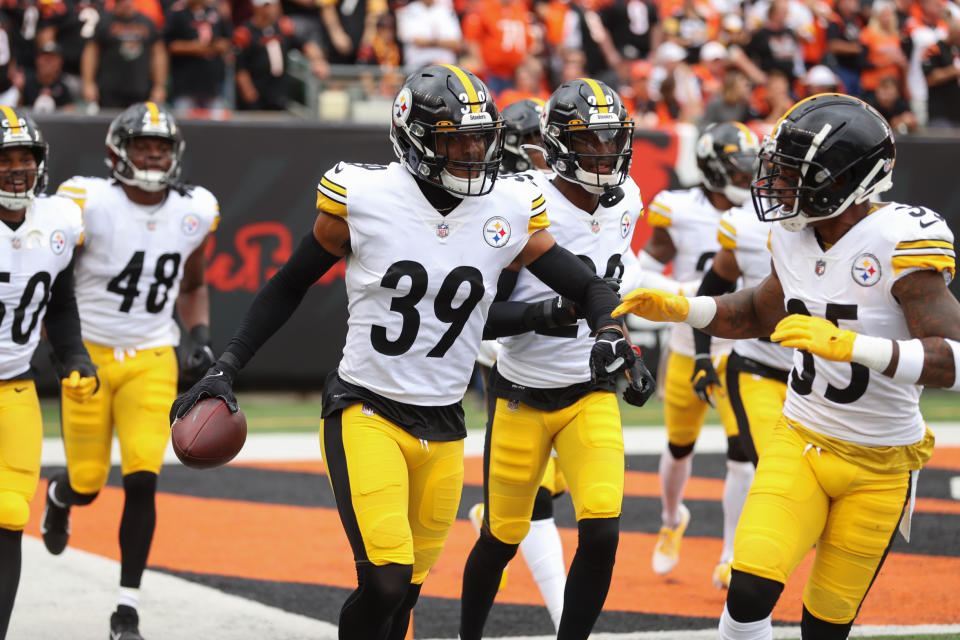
[526,244,619,332]
[483,301,530,339]
[44,258,87,363]
[693,268,738,356]
[223,232,342,370]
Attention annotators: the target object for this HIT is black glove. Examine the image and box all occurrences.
[179,324,217,382]
[590,327,636,383]
[523,296,579,330]
[691,355,721,406]
[622,346,655,407]
[169,360,239,424]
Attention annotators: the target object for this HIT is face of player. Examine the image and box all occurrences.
[440,130,499,179]
[126,136,174,174]
[0,147,38,197]
[569,130,624,174]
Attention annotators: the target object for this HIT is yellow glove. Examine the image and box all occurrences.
[612,288,690,322]
[62,370,100,404]
[770,314,856,362]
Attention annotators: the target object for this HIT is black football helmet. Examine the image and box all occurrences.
[501,98,546,173]
[751,93,895,231]
[390,64,504,197]
[541,78,634,194]
[697,121,759,206]
[106,101,184,192]
[0,105,47,210]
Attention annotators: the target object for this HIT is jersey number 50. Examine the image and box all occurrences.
[0,271,51,345]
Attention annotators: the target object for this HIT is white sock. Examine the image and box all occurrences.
[519,517,566,631]
[659,449,692,527]
[719,604,773,640]
[721,460,755,562]
[118,587,140,611]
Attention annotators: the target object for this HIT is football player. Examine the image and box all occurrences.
[635,123,757,580]
[614,93,960,639]
[0,106,95,639]
[690,123,795,589]
[41,102,219,640]
[169,64,634,640]
[460,78,655,640]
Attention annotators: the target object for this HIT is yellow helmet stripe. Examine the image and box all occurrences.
[438,64,480,114]
[732,121,757,146]
[145,101,160,125]
[0,106,22,135]
[580,78,608,114]
[530,97,546,107]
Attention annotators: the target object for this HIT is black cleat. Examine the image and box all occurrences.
[109,605,145,640]
[41,472,71,555]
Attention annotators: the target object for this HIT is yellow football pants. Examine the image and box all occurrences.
[320,404,465,584]
[540,456,566,497]
[733,417,911,623]
[726,370,788,459]
[0,380,43,531]
[62,342,177,494]
[664,352,737,447]
[485,391,623,545]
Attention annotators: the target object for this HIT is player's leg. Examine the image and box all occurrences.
[390,436,464,640]
[0,380,43,637]
[45,342,116,554]
[552,391,624,639]
[519,457,566,631]
[460,398,552,640]
[111,346,177,636]
[321,404,417,640]
[721,418,829,639]
[656,352,708,574]
[800,457,912,639]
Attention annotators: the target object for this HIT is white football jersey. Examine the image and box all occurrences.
[57,177,219,349]
[647,187,733,358]
[0,196,84,379]
[717,206,794,372]
[771,202,955,447]
[316,162,549,405]
[497,173,643,388]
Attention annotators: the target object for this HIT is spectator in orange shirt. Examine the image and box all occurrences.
[462,0,536,94]
[498,56,550,105]
[860,0,907,94]
[621,59,660,127]
[692,40,726,102]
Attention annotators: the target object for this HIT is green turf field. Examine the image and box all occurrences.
[39,388,960,438]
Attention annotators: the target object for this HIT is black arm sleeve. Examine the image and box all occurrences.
[222,232,342,372]
[692,267,738,356]
[44,257,87,364]
[482,268,527,339]
[526,243,619,332]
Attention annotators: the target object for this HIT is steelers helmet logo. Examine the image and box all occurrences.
[181,214,200,235]
[484,216,511,247]
[851,253,881,287]
[50,230,67,254]
[393,88,412,125]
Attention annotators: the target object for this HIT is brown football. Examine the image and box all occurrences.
[171,398,247,469]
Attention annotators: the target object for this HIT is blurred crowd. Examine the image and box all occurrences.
[0,0,958,129]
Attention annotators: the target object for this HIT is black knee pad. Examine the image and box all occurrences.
[727,570,783,623]
[801,605,852,640]
[478,529,520,564]
[55,475,98,506]
[576,517,620,568]
[668,442,695,459]
[530,486,554,521]
[355,562,414,612]
[122,471,157,500]
[726,436,750,463]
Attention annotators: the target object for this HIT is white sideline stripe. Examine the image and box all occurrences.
[951,476,960,500]
[40,423,960,467]
[12,537,339,640]
[421,626,960,640]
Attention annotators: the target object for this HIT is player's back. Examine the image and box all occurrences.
[56,176,219,350]
[771,201,955,447]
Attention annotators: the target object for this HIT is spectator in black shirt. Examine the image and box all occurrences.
[866,74,918,133]
[826,0,866,96]
[921,20,960,128]
[745,0,803,85]
[319,0,386,64]
[21,41,76,112]
[37,0,107,84]
[233,0,327,110]
[600,0,660,62]
[80,0,167,108]
[165,0,233,112]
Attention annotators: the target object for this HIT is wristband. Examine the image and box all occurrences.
[892,339,925,384]
[948,339,960,391]
[686,296,717,329]
[850,334,893,372]
[693,353,711,362]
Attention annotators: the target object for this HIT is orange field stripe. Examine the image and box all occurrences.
[926,446,960,470]
[25,482,960,625]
